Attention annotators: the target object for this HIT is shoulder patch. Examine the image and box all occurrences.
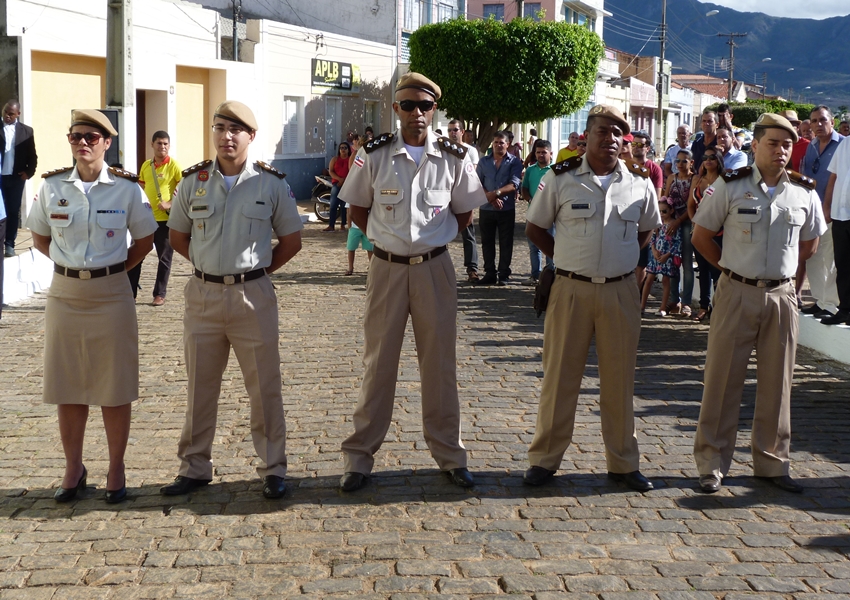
[786,169,816,191]
[364,133,394,154]
[722,166,753,183]
[41,166,74,179]
[108,166,139,182]
[256,161,286,179]
[551,156,582,176]
[436,136,467,159]
[182,159,213,178]
[625,161,650,178]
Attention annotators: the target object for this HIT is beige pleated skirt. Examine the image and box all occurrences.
[43,270,139,406]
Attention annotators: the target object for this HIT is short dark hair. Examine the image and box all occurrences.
[533,139,552,151]
[716,127,731,135]
[504,130,514,141]
[717,103,730,113]
[364,126,374,134]
[151,130,170,142]
[448,118,464,129]
[493,130,509,141]
[529,128,537,136]
[811,104,833,119]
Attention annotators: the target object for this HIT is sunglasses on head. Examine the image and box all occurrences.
[67,132,103,145]
[397,99,435,113]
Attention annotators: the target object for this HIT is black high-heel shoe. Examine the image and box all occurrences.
[104,475,127,504]
[54,466,87,503]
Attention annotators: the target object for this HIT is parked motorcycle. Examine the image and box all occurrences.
[312,174,333,223]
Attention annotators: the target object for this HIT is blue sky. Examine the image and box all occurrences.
[707,0,849,20]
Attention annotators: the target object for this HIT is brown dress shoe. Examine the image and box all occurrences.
[152,296,165,306]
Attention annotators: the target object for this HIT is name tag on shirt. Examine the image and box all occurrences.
[49,213,69,220]
[737,208,759,215]
[380,190,399,196]
[572,203,590,210]
[191,204,209,212]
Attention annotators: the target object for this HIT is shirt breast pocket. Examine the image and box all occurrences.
[615,202,642,240]
[94,212,127,250]
[242,202,273,241]
[562,201,597,238]
[375,190,404,223]
[48,211,76,249]
[734,209,761,243]
[421,189,450,223]
[190,204,215,240]
[785,208,805,246]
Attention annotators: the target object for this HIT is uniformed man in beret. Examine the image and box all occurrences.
[337,72,487,492]
[523,105,661,491]
[691,113,826,494]
[162,100,303,499]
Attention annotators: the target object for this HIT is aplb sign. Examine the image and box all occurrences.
[311,59,360,94]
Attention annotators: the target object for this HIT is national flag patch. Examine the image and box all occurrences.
[705,186,714,196]
[354,156,365,168]
[537,181,546,192]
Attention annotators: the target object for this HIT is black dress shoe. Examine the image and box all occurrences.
[160,476,211,496]
[801,303,823,314]
[475,274,497,285]
[698,474,721,493]
[444,467,475,488]
[262,475,287,499]
[523,466,556,486]
[813,310,835,319]
[340,472,366,492]
[820,312,850,325]
[105,477,127,504]
[55,466,87,503]
[608,470,654,492]
[757,475,803,493]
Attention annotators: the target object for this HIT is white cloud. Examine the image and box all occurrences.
[707,0,849,20]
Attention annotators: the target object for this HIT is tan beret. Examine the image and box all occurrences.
[754,112,799,143]
[396,72,441,100]
[587,104,631,135]
[777,109,800,125]
[71,109,118,136]
[214,100,258,132]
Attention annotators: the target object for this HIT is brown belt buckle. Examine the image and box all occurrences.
[223,275,236,285]
[79,270,92,280]
[410,256,424,265]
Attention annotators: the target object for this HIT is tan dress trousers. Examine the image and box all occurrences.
[806,222,839,313]
[694,274,797,480]
[341,251,468,474]
[527,274,642,474]
[178,275,287,480]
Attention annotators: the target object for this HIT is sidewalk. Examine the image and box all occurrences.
[1,210,850,598]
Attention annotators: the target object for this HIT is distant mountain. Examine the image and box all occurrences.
[603,0,850,110]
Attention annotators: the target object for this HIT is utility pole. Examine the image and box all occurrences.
[106,0,134,168]
[232,0,242,62]
[655,0,667,151]
[517,0,525,19]
[717,32,747,102]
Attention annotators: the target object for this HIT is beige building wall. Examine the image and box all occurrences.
[175,67,211,166]
[30,52,106,176]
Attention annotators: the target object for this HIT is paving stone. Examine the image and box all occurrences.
[500,574,564,592]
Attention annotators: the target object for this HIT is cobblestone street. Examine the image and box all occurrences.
[2,208,850,599]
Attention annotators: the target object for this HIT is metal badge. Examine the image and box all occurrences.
[58,198,68,207]
[196,188,207,197]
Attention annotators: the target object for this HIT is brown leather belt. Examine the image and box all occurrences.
[194,268,266,285]
[722,268,790,289]
[556,268,633,284]
[54,262,125,280]
[373,245,447,265]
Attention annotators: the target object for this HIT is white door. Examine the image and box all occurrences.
[325,96,342,163]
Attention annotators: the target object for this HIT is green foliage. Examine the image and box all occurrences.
[705,100,815,128]
[408,17,604,149]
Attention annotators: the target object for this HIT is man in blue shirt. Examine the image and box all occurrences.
[799,105,845,320]
[475,131,523,285]
[716,127,748,171]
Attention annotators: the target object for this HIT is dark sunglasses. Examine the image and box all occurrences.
[397,99,435,113]
[577,142,586,147]
[632,142,647,148]
[703,155,718,161]
[67,132,103,145]
[675,159,690,164]
[448,127,460,133]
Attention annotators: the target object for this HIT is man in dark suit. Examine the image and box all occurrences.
[1,100,38,256]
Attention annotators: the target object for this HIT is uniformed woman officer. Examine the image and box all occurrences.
[26,110,157,503]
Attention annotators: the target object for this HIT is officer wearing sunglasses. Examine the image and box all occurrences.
[337,72,486,492]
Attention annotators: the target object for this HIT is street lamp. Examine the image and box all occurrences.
[759,57,771,103]
[657,7,718,150]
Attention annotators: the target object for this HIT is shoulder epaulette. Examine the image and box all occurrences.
[436,136,467,159]
[108,166,138,182]
[364,133,394,154]
[182,159,213,178]
[722,166,753,183]
[41,166,73,179]
[256,161,286,179]
[625,161,650,178]
[786,169,816,191]
[551,156,582,176]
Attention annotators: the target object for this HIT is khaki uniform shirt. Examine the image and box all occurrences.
[339,130,486,255]
[168,160,303,275]
[693,165,826,280]
[27,165,158,269]
[527,158,661,277]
